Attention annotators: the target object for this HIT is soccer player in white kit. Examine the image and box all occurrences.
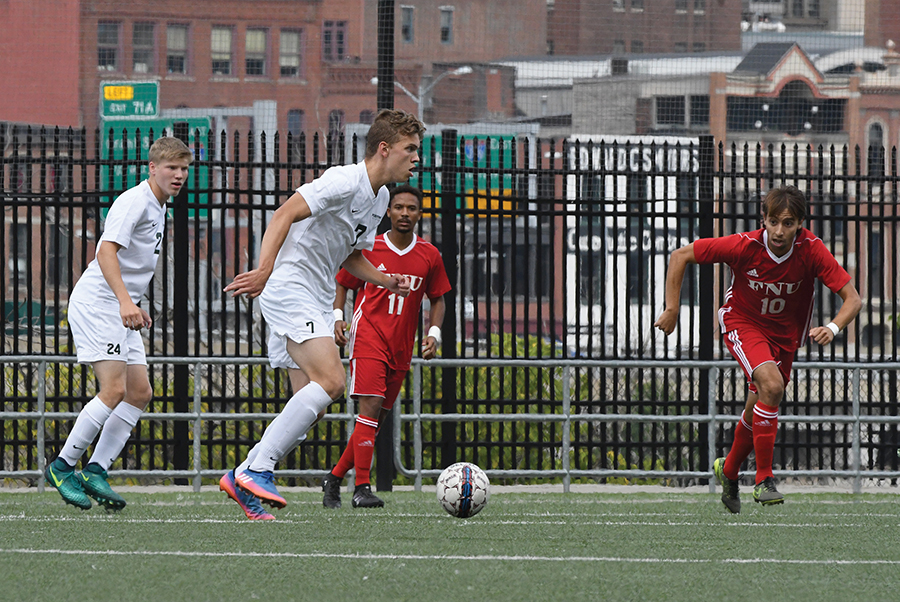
[45,137,192,510]
[220,109,424,517]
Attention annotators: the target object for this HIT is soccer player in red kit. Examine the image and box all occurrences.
[654,186,861,513]
[323,184,451,509]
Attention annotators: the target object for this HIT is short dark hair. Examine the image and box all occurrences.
[390,184,423,208]
[365,110,426,158]
[762,185,807,223]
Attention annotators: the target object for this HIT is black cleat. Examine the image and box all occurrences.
[753,476,785,505]
[713,457,741,514]
[322,472,342,509]
[351,483,385,508]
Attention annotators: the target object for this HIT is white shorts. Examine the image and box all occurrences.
[259,283,335,369]
[67,300,147,365]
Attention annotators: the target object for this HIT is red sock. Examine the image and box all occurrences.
[723,411,754,480]
[332,429,357,479]
[752,402,779,483]
[351,416,378,486]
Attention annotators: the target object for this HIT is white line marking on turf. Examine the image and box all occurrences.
[1,548,898,565]
[0,514,884,528]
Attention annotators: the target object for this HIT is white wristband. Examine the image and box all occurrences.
[333,308,344,322]
[427,325,442,345]
[825,322,839,337]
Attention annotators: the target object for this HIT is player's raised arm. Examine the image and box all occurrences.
[225,192,312,298]
[654,243,697,336]
[808,281,862,345]
[342,249,410,297]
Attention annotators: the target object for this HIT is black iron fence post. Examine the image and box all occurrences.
[172,122,190,483]
[374,0,396,492]
[440,129,459,467]
[698,135,716,476]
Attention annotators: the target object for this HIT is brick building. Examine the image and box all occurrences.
[0,0,546,136]
[548,0,743,56]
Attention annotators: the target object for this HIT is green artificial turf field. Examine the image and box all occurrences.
[2,487,898,602]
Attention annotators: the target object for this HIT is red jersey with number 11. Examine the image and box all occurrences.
[692,228,850,350]
[337,233,451,370]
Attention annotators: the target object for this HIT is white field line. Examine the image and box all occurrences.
[1,548,899,566]
[0,513,889,528]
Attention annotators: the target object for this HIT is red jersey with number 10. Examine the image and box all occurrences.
[692,228,850,350]
[337,233,451,370]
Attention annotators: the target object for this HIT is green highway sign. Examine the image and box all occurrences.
[100,81,159,118]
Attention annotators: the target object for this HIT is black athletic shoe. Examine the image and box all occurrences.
[322,472,342,509]
[753,476,785,505]
[351,483,385,509]
[713,457,741,514]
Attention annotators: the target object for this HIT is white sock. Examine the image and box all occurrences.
[247,382,331,473]
[88,402,143,470]
[237,433,307,475]
[59,397,112,466]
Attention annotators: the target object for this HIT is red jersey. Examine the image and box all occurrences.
[693,228,850,350]
[337,233,451,370]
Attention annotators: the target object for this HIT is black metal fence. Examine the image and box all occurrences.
[1,125,898,486]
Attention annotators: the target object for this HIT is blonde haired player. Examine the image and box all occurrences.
[220,109,424,519]
[45,136,192,510]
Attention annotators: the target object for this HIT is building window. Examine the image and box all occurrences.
[401,6,414,43]
[97,21,120,71]
[792,0,804,18]
[323,21,347,62]
[613,40,626,54]
[288,109,304,137]
[675,0,687,11]
[613,0,624,10]
[440,7,454,44]
[245,28,267,76]
[674,42,687,53]
[656,96,685,126]
[690,95,709,126]
[328,110,345,140]
[328,110,345,162]
[809,0,820,17]
[868,123,885,181]
[692,42,706,52]
[693,0,705,11]
[280,30,302,77]
[287,109,304,159]
[211,26,233,75]
[631,0,644,9]
[167,24,188,74]
[133,22,155,73]
[631,40,643,53]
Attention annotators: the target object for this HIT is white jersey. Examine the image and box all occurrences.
[263,161,388,307]
[70,180,166,309]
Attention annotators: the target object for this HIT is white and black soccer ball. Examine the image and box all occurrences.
[436,462,490,518]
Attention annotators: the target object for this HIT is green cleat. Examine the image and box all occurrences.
[79,463,127,510]
[713,457,741,514]
[45,458,92,510]
[753,477,785,505]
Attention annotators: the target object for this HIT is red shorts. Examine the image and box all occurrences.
[723,324,793,394]
[348,358,408,411]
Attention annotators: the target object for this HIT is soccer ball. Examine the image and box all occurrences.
[436,462,490,518]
